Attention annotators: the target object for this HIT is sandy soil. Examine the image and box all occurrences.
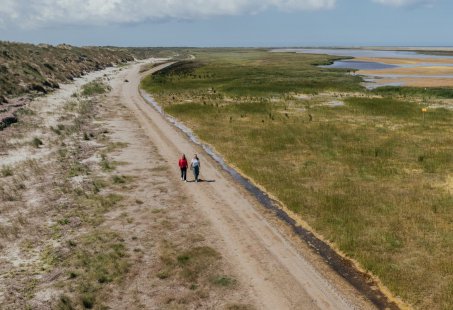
[377,77,453,88]
[353,56,453,87]
[355,57,453,65]
[359,66,453,76]
[114,61,377,309]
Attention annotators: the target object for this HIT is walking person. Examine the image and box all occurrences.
[190,154,201,182]
[178,154,188,182]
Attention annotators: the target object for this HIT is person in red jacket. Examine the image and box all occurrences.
[178,154,188,182]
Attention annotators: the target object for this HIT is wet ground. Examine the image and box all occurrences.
[275,48,453,88]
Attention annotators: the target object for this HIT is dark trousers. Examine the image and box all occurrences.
[180,168,187,180]
[193,166,199,181]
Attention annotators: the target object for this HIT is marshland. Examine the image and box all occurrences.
[142,49,453,309]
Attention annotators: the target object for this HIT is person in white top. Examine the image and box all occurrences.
[190,154,201,182]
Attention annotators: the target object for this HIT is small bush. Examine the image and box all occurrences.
[50,126,62,135]
[100,154,114,171]
[212,275,236,287]
[31,137,43,148]
[57,294,75,310]
[68,271,78,279]
[112,175,126,184]
[156,270,170,279]
[81,80,110,97]
[81,294,94,309]
[16,108,35,116]
[1,165,13,177]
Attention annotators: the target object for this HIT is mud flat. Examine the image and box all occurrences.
[284,47,453,88]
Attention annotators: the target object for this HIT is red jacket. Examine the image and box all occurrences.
[179,158,188,169]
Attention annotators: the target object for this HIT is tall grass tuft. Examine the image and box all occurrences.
[81,80,110,97]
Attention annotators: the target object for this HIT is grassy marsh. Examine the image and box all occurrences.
[144,49,363,96]
[142,49,453,309]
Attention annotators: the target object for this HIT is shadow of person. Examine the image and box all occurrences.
[198,179,215,183]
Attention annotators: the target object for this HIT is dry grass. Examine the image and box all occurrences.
[0,79,130,309]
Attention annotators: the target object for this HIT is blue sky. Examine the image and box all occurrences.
[0,0,452,47]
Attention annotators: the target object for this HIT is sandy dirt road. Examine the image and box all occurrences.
[114,62,376,310]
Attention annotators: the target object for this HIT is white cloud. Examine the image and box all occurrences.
[0,0,336,28]
[372,0,437,7]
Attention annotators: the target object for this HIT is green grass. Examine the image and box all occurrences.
[211,275,237,287]
[346,97,422,118]
[100,153,115,171]
[81,80,110,97]
[61,230,129,309]
[141,49,364,97]
[31,137,43,148]
[373,86,453,99]
[143,49,453,309]
[158,241,223,287]
[1,165,13,177]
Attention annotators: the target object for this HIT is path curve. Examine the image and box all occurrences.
[117,61,376,310]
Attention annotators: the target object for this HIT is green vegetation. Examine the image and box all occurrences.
[100,153,115,171]
[143,49,363,96]
[211,275,237,287]
[0,41,132,98]
[69,230,128,307]
[142,49,453,309]
[81,80,110,97]
[31,137,43,148]
[1,165,13,177]
[0,40,195,100]
[373,86,453,99]
[158,241,224,287]
[51,230,128,309]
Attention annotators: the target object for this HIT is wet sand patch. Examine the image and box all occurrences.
[371,77,453,88]
[359,66,453,76]
[355,57,453,65]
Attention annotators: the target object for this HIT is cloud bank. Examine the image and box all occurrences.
[0,0,438,29]
[0,0,335,28]
[372,0,437,7]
